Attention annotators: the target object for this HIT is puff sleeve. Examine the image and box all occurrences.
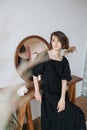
[32,62,44,77]
[62,57,72,81]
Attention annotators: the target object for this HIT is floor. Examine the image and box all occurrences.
[23,116,41,130]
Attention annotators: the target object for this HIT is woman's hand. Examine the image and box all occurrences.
[34,91,42,103]
[57,98,65,112]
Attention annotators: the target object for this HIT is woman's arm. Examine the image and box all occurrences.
[33,76,42,103]
[57,80,67,112]
[61,80,67,100]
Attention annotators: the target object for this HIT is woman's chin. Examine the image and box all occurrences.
[53,48,61,51]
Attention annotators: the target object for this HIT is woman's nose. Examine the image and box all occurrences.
[55,42,58,45]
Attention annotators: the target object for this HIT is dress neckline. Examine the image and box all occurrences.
[46,51,64,62]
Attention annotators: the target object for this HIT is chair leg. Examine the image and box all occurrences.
[68,84,76,103]
[26,102,34,130]
[16,103,27,130]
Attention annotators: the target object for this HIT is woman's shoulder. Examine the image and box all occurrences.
[63,56,69,63]
[34,50,49,63]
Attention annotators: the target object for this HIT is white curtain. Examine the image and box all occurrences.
[81,49,87,97]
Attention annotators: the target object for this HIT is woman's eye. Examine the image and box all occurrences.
[52,39,55,42]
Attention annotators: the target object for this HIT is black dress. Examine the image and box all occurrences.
[32,51,86,130]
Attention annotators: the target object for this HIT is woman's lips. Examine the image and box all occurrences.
[54,46,58,48]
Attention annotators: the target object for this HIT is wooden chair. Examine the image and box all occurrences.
[75,96,87,121]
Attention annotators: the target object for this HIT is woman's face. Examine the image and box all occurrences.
[51,35,62,51]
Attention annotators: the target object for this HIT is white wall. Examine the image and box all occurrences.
[0,0,87,119]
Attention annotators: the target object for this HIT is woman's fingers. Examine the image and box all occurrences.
[57,103,65,112]
[57,106,65,112]
[35,95,42,103]
[38,95,42,103]
[39,97,42,103]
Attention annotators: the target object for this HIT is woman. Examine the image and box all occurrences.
[32,31,86,130]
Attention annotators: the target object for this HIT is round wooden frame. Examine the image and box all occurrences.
[14,35,50,81]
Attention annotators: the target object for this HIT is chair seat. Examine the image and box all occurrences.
[75,96,87,121]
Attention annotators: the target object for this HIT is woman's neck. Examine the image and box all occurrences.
[51,49,61,57]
